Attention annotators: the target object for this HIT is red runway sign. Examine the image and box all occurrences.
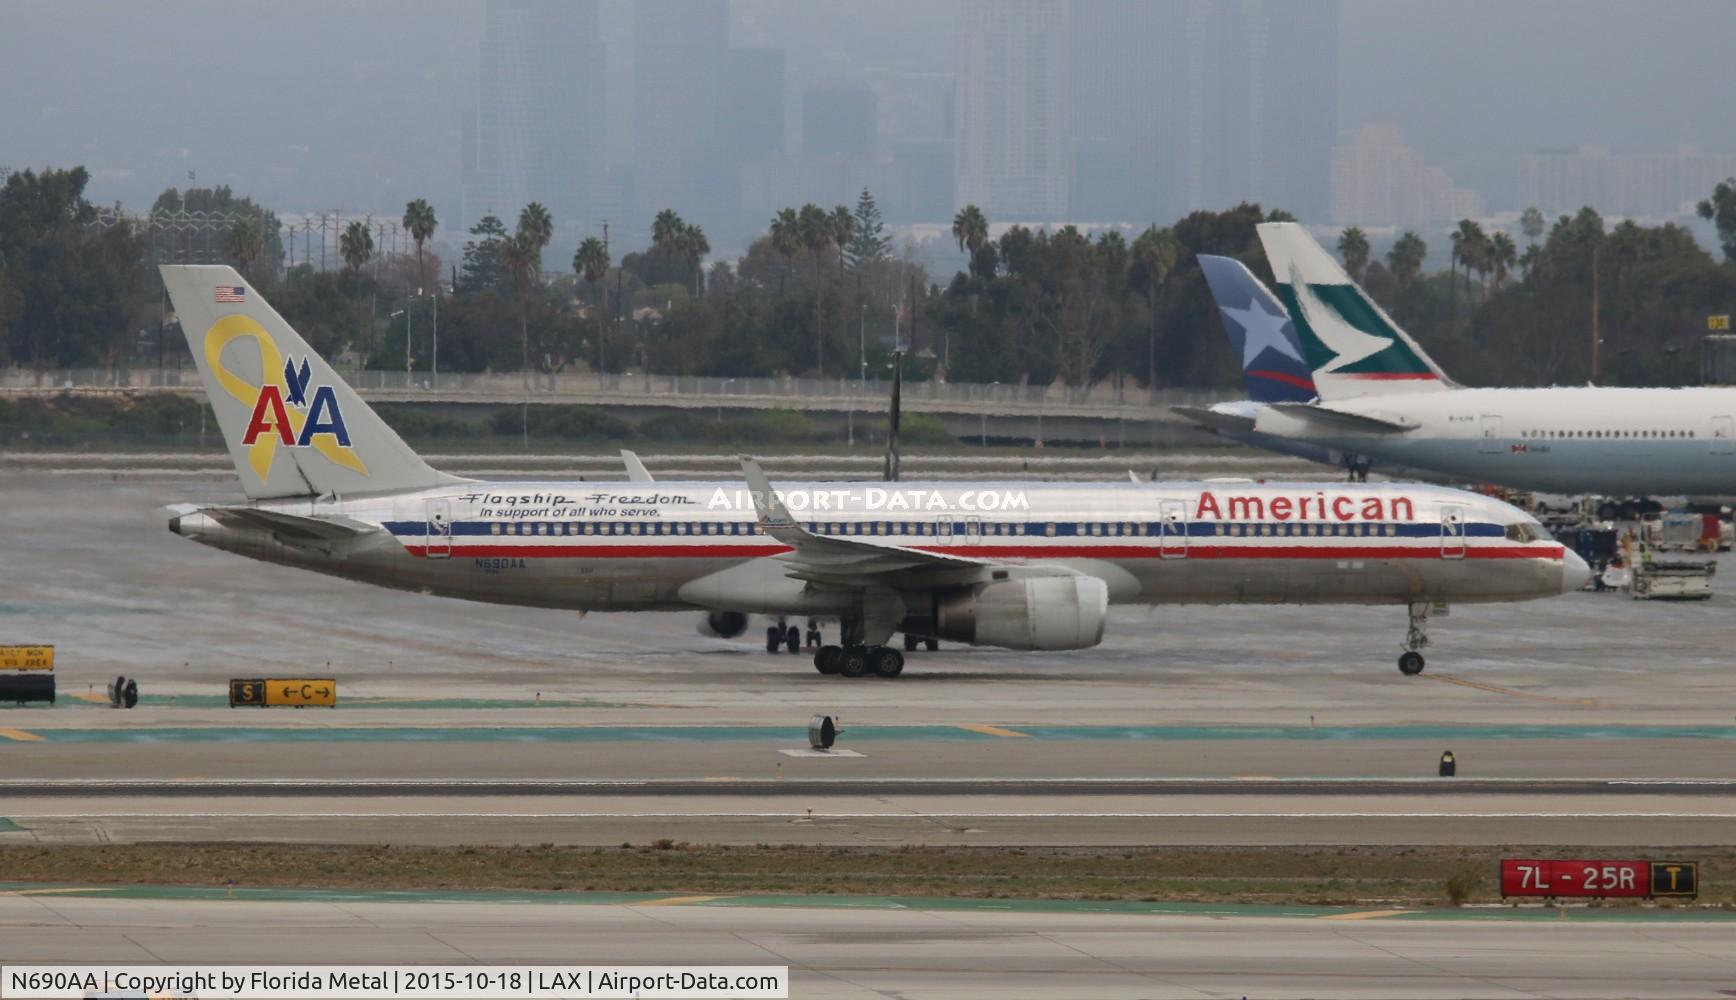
[1500,859,1697,899]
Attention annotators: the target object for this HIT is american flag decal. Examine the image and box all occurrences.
[215,286,246,303]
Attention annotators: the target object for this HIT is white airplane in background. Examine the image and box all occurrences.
[1215,223,1736,506]
[159,265,1586,677]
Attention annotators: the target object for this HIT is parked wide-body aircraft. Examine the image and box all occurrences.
[1175,254,1366,477]
[1205,223,1736,498]
[159,266,1586,678]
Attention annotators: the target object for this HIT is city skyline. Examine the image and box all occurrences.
[4,0,1735,261]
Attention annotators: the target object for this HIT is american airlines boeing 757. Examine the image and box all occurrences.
[158,266,1587,678]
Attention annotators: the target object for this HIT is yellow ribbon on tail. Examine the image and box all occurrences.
[204,316,369,482]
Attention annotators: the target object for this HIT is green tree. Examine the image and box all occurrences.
[151,184,283,275]
[1697,177,1736,261]
[1130,224,1179,387]
[1387,230,1427,288]
[459,214,508,292]
[339,220,374,275]
[844,188,892,270]
[402,198,437,291]
[1336,226,1370,282]
[225,217,264,277]
[676,223,709,296]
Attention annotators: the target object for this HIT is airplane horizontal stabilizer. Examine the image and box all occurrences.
[1267,402,1417,435]
[201,506,379,542]
[1170,405,1256,435]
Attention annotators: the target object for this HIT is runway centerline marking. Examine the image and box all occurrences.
[957,724,1031,738]
[1421,673,1600,707]
[0,728,41,742]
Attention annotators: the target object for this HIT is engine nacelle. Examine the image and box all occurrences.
[932,575,1108,650]
[697,610,750,638]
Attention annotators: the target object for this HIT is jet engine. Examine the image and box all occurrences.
[697,610,750,638]
[931,576,1108,651]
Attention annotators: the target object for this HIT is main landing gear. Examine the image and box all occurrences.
[811,619,911,678]
[1398,602,1430,675]
[766,621,800,654]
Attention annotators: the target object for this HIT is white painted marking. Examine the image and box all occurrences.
[778,748,866,758]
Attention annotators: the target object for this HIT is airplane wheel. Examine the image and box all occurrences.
[785,626,801,653]
[814,645,842,675]
[903,633,919,652]
[872,647,905,678]
[806,628,822,648]
[925,638,939,652]
[766,626,783,653]
[839,646,871,678]
[1398,651,1426,676]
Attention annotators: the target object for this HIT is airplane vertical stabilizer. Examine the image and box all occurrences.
[1197,255,1318,404]
[1256,222,1454,401]
[161,265,462,499]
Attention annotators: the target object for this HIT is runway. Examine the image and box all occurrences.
[2,893,1732,999]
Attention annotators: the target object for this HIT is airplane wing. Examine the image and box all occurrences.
[738,457,1075,586]
[1266,402,1416,435]
[620,449,654,482]
[200,507,379,543]
[1170,404,1256,435]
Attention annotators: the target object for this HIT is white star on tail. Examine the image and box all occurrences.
[1219,297,1302,369]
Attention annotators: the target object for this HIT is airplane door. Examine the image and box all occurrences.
[962,515,981,545]
[1479,415,1504,454]
[1712,415,1735,455]
[425,498,452,559]
[1440,504,1466,559]
[1159,499,1188,559]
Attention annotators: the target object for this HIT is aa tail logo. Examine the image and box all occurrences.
[204,315,368,482]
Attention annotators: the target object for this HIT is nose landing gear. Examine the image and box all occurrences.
[1398,602,1431,675]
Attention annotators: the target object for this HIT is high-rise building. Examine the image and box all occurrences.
[633,0,729,236]
[728,48,787,169]
[1516,144,1736,220]
[1331,122,1484,226]
[1066,1,1184,222]
[1180,0,1337,220]
[803,86,878,157]
[460,0,606,241]
[954,0,1069,220]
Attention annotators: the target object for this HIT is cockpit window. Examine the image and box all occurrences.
[1504,522,1544,543]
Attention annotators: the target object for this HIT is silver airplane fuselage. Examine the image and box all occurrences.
[171,479,1586,614]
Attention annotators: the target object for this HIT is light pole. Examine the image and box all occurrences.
[390,309,407,381]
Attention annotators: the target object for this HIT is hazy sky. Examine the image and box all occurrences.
[3,0,1732,221]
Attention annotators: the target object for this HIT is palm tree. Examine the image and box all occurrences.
[1336,226,1370,282]
[677,223,709,296]
[1130,225,1179,388]
[1449,219,1486,312]
[769,207,800,295]
[500,233,539,386]
[651,208,683,250]
[797,203,834,372]
[225,218,263,277]
[517,202,553,271]
[1520,207,1546,246]
[829,204,855,271]
[402,198,437,291]
[339,220,373,275]
[1387,231,1426,288]
[951,204,989,276]
[574,236,610,371]
[1488,231,1517,288]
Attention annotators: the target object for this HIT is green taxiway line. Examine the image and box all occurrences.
[0,819,22,833]
[8,723,1736,743]
[55,696,615,710]
[0,883,1730,921]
